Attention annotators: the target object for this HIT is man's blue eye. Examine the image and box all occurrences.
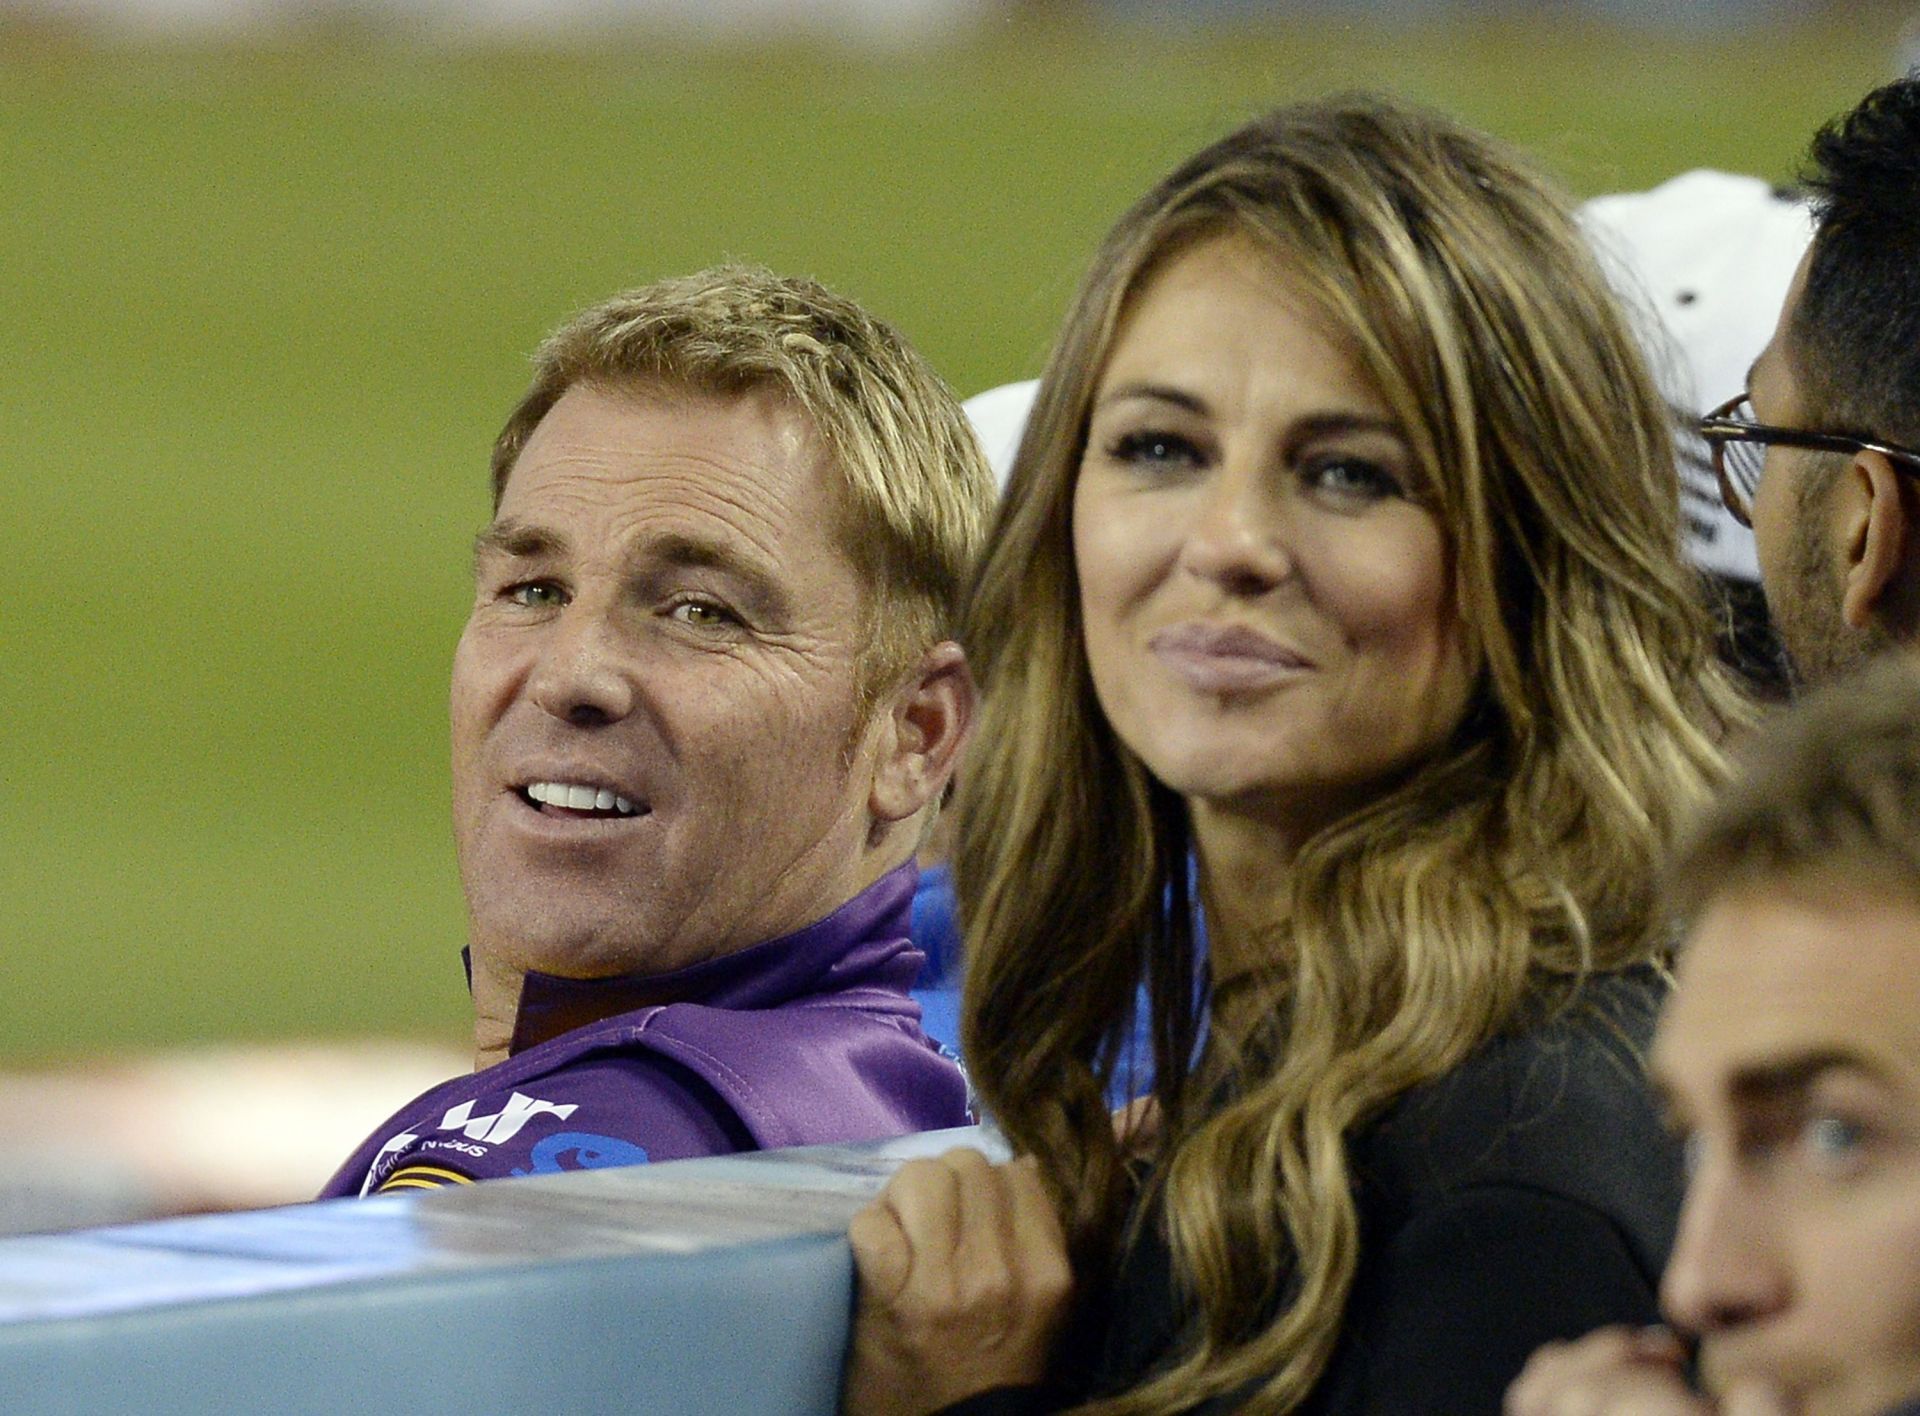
[1805,1115,1865,1159]
[671,600,734,628]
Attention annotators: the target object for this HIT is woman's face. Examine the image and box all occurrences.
[1073,232,1477,828]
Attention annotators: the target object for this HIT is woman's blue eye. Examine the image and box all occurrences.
[1107,430,1202,469]
[508,582,567,608]
[1304,456,1403,500]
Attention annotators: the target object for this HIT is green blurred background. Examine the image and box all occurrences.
[0,7,1905,1058]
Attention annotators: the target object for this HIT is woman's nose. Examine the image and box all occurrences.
[1176,459,1293,596]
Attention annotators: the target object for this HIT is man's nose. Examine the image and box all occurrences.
[526,600,637,727]
[1176,457,1293,596]
[1660,1156,1791,1337]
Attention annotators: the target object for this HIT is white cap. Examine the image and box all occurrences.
[1582,170,1814,582]
[962,378,1039,490]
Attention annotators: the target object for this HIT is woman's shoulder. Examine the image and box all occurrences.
[1351,967,1680,1267]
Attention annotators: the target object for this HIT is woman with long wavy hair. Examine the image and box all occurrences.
[842,94,1749,1416]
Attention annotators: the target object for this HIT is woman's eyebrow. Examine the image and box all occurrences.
[1091,389,1401,442]
[1093,382,1209,416]
[1286,412,1404,442]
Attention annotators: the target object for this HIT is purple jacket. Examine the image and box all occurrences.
[319,866,968,1198]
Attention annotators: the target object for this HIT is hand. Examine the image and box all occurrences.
[1505,1327,1796,1416]
[842,1149,1073,1416]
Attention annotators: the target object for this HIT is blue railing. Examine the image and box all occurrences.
[0,1126,1006,1416]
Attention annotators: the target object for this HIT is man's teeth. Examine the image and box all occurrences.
[526,781,640,815]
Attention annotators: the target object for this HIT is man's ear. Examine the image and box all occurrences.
[867,641,976,827]
[1841,450,1911,631]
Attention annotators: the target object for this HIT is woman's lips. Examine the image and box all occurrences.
[1148,623,1311,694]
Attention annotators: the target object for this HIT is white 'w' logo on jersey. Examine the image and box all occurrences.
[356,1089,580,1196]
[439,1091,577,1145]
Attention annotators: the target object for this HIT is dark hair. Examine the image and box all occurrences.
[1791,74,1920,447]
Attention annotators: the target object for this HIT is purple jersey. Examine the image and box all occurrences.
[320,866,968,1197]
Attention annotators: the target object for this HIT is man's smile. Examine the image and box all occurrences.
[513,778,647,820]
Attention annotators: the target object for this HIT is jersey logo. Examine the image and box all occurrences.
[356,1090,583,1195]
[511,1132,650,1176]
[374,1163,475,1194]
[439,1091,578,1145]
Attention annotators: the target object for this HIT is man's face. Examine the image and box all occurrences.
[1653,877,1920,1416]
[1748,251,1871,687]
[451,380,884,980]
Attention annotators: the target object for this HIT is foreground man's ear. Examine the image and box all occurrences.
[867,641,977,828]
[1842,450,1914,632]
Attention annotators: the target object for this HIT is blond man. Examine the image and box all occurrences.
[322,268,991,1197]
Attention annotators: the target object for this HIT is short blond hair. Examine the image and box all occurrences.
[491,265,994,691]
[1668,656,1920,919]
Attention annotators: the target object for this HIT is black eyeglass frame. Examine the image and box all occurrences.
[1699,392,1920,529]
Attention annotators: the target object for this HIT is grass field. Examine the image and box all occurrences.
[0,9,1906,1058]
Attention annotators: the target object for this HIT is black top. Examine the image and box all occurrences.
[942,970,1681,1415]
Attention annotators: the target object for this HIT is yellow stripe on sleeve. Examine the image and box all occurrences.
[373,1163,475,1193]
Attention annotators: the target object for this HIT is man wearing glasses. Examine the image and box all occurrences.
[1509,76,1920,1416]
[1697,74,1920,692]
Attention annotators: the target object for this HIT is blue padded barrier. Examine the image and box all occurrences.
[0,1125,1005,1415]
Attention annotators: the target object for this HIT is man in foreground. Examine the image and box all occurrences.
[321,267,990,1196]
[1507,658,1920,1416]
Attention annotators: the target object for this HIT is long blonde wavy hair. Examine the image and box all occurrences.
[955,95,1750,1413]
